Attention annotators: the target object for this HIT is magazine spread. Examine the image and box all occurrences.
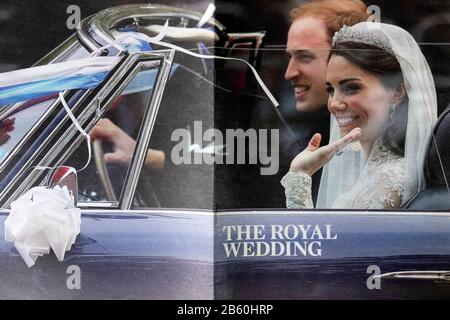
[0,0,449,301]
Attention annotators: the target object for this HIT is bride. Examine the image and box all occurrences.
[281,22,437,209]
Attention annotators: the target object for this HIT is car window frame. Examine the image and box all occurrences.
[0,47,175,209]
[0,36,93,169]
[74,50,175,209]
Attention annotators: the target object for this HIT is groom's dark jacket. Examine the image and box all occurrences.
[280,106,330,205]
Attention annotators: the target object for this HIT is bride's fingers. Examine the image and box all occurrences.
[337,127,361,149]
[323,127,361,154]
[307,133,322,151]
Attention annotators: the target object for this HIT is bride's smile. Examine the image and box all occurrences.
[334,114,359,127]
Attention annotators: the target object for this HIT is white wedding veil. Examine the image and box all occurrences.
[316,22,438,208]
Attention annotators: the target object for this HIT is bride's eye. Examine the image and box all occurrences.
[343,83,360,94]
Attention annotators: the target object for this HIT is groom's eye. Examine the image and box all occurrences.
[294,51,314,62]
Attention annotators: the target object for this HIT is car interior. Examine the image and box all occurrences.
[403,106,450,210]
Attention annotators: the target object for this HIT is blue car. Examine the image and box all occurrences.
[0,4,450,299]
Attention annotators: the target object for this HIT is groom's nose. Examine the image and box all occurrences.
[285,57,302,81]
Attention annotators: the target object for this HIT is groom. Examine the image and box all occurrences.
[283,0,368,203]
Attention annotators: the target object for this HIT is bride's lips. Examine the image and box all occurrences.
[294,85,310,100]
[336,115,359,128]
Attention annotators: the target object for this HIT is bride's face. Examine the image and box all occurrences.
[326,55,395,144]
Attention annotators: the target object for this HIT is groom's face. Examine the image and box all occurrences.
[285,17,331,112]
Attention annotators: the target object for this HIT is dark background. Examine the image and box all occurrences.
[2,1,450,64]
[1,0,449,110]
[2,0,449,109]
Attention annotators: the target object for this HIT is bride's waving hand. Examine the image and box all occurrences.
[289,128,361,176]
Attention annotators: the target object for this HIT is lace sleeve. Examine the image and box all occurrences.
[280,171,314,209]
[351,162,407,209]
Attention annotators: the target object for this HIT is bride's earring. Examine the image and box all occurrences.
[389,103,397,119]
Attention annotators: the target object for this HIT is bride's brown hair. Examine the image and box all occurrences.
[329,41,408,156]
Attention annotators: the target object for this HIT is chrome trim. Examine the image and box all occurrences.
[226,32,266,48]
[377,270,450,281]
[0,91,92,207]
[0,98,59,172]
[33,34,80,66]
[53,55,160,208]
[0,36,80,120]
[0,87,101,206]
[2,52,135,206]
[80,208,214,216]
[0,53,129,207]
[76,208,450,218]
[0,37,91,171]
[77,4,225,49]
[120,50,175,209]
[55,53,163,208]
[0,40,115,205]
[78,210,215,219]
[93,139,117,201]
[4,207,450,218]
[213,209,450,216]
[80,208,450,217]
[77,16,100,51]
[77,201,118,208]
[225,32,266,61]
[35,55,144,209]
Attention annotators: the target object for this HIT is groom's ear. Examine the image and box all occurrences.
[392,82,406,104]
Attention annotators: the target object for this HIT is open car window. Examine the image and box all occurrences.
[64,59,161,206]
[0,40,91,167]
[0,34,174,208]
[0,96,57,164]
[132,52,214,209]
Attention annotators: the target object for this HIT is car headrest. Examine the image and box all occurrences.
[426,106,450,186]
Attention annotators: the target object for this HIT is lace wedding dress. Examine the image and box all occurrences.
[281,138,407,209]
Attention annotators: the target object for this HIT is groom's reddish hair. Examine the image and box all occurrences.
[290,0,369,42]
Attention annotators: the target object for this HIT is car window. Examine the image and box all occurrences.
[34,35,90,67]
[213,45,287,210]
[131,45,279,210]
[131,52,214,209]
[0,41,91,167]
[63,59,161,205]
[0,96,57,164]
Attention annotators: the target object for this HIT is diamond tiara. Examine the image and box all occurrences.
[332,25,394,54]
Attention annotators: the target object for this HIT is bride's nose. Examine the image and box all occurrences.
[328,93,346,112]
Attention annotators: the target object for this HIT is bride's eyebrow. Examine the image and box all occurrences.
[338,78,361,85]
[326,78,361,87]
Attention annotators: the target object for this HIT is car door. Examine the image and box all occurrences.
[0,26,215,298]
[0,4,246,299]
[214,210,450,299]
[211,43,450,299]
